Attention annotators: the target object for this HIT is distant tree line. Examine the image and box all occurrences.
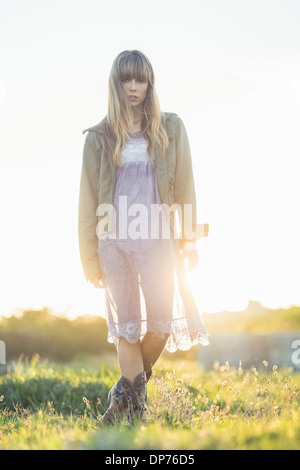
[0,308,115,362]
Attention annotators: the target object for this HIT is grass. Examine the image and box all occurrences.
[0,355,300,450]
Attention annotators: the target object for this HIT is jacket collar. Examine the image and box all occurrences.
[82,116,107,135]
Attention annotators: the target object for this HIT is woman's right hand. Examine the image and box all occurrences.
[90,277,105,289]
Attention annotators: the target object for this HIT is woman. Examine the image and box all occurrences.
[78,50,209,425]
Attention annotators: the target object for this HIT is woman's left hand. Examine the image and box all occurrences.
[183,249,199,271]
[90,277,105,289]
[180,243,199,271]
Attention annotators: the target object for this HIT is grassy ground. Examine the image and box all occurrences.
[0,355,300,450]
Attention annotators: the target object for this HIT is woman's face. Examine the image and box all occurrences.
[121,78,148,110]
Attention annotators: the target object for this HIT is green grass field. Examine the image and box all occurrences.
[0,355,299,450]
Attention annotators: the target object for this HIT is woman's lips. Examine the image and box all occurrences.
[128,96,138,102]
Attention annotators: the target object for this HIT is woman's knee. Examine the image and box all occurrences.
[118,336,141,348]
[145,331,169,344]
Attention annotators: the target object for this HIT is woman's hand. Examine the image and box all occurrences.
[90,277,105,289]
[180,242,199,271]
[183,249,199,271]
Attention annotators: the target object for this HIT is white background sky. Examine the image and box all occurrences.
[0,0,300,318]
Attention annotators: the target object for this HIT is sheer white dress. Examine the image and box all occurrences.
[97,132,209,352]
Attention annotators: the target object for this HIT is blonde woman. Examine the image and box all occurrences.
[78,50,209,425]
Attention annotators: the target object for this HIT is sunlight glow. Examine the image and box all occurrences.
[0,0,300,318]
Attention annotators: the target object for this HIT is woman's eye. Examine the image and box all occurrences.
[121,78,146,84]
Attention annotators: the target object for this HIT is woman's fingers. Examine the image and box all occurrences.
[90,278,105,289]
[184,250,199,271]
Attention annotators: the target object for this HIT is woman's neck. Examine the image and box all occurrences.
[131,121,142,133]
[131,109,143,133]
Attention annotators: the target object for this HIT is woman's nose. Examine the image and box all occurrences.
[130,80,137,90]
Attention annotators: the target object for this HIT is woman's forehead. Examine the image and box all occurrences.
[117,55,150,81]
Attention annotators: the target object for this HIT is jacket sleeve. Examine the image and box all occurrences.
[78,132,103,282]
[173,116,198,244]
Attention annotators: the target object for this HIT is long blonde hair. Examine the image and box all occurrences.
[102,50,169,167]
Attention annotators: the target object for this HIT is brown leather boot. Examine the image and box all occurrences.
[129,371,147,424]
[101,372,147,426]
[100,376,129,425]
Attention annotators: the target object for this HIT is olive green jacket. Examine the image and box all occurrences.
[78,112,197,282]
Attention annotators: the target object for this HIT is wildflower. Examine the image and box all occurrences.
[83,397,91,409]
[263,360,268,367]
[243,373,250,383]
[201,395,208,404]
[273,365,278,371]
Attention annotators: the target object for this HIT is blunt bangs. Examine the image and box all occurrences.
[116,51,152,84]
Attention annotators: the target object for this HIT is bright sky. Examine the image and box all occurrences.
[0,0,300,318]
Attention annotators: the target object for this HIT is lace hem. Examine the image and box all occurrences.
[107,318,210,353]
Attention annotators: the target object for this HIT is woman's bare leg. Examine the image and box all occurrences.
[141,332,169,375]
[118,337,144,382]
[117,332,169,381]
